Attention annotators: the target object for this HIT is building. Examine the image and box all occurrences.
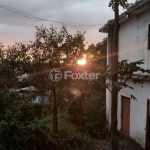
[14,73,51,104]
[99,0,150,149]
[16,86,51,104]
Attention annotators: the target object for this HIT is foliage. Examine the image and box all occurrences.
[86,38,107,67]
[109,0,132,10]
[67,82,106,134]
[62,39,107,135]
[0,24,108,148]
[99,59,150,100]
[0,90,94,150]
[83,91,106,130]
[0,90,56,150]
[28,25,86,94]
[52,109,93,150]
[0,43,31,90]
[27,25,86,132]
[85,38,107,92]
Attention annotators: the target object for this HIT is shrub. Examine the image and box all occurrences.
[68,90,106,133]
[43,109,93,150]
[0,90,56,150]
[83,91,106,130]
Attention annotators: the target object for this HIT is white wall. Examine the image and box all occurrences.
[118,82,150,148]
[119,10,150,69]
[106,36,112,130]
[117,10,150,148]
[106,88,112,130]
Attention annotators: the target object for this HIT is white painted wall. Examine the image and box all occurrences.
[119,10,150,69]
[106,10,150,148]
[106,36,112,130]
[106,88,112,130]
[118,82,150,148]
[117,10,150,148]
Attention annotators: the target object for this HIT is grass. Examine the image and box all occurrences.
[39,109,94,150]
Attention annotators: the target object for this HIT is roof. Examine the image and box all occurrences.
[99,0,150,33]
[16,86,36,92]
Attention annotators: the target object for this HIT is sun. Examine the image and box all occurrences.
[77,55,86,65]
[77,59,86,65]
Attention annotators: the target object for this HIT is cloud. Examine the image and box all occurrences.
[0,0,136,46]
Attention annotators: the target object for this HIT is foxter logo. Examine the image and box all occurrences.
[64,71,100,80]
[49,69,62,81]
[49,69,101,81]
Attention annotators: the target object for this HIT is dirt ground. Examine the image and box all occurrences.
[94,137,144,150]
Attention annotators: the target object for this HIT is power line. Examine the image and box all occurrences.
[0,5,105,27]
[1,5,35,18]
[0,5,77,26]
[0,5,81,25]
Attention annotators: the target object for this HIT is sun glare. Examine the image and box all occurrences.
[77,55,86,65]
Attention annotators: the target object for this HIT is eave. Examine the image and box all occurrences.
[99,0,150,33]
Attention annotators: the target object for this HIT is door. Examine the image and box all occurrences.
[146,100,150,149]
[122,96,130,135]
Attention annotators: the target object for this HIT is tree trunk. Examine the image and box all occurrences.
[111,88,119,150]
[111,0,119,150]
[53,83,58,134]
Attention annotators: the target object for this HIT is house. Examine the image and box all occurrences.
[99,0,150,149]
[14,73,51,104]
[16,86,51,104]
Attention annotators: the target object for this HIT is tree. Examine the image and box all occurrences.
[67,39,107,133]
[0,90,57,150]
[86,38,107,67]
[29,25,85,133]
[85,38,107,91]
[0,43,31,90]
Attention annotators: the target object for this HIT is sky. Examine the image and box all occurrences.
[0,0,136,47]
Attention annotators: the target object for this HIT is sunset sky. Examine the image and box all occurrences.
[0,0,136,47]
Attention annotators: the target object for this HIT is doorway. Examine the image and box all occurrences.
[121,96,130,135]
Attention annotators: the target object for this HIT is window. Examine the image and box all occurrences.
[148,24,150,49]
